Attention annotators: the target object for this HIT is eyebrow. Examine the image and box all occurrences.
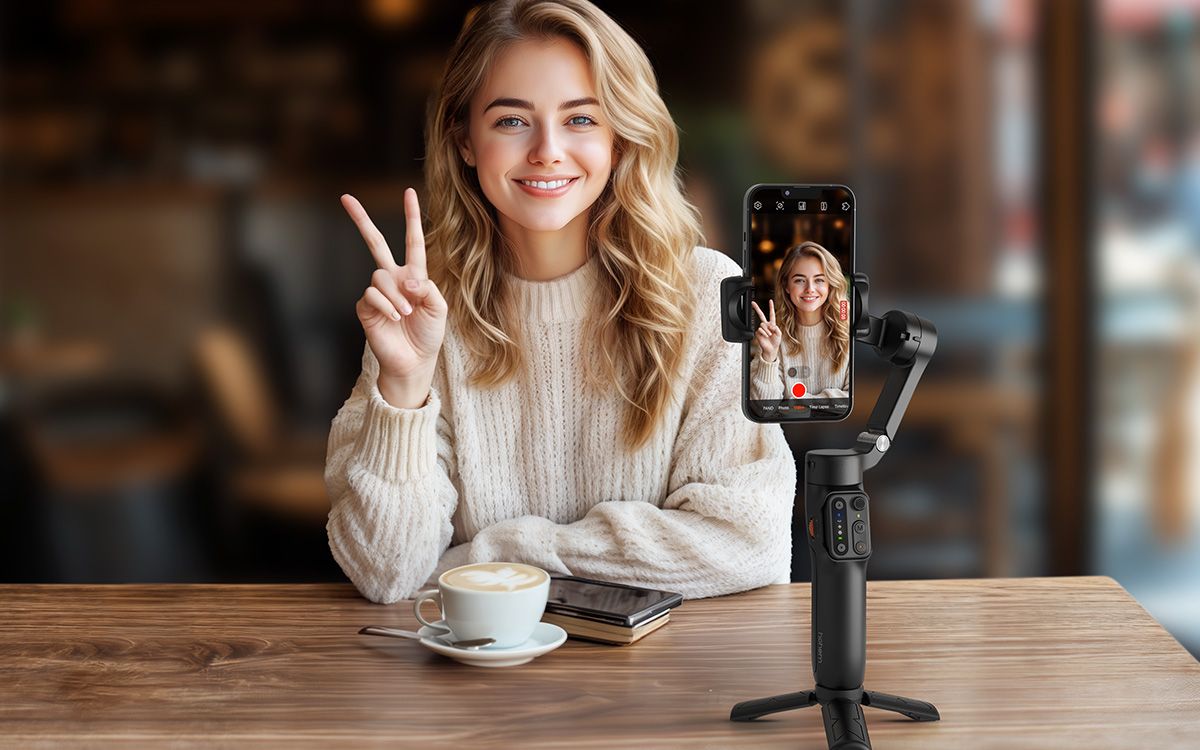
[483,96,600,112]
[792,273,826,278]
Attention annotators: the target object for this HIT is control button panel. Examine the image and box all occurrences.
[825,493,870,559]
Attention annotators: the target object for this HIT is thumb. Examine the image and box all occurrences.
[401,278,446,313]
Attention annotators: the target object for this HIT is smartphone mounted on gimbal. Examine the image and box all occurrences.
[734,184,856,423]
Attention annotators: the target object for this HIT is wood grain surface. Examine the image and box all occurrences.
[1,577,1197,748]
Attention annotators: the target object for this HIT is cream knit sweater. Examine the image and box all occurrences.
[324,246,796,604]
[750,321,849,401]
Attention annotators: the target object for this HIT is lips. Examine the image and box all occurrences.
[517,177,575,189]
[513,176,579,197]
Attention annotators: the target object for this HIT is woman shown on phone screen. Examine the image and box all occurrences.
[325,0,795,603]
[749,242,851,401]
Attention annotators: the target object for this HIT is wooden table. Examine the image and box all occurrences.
[2,577,1198,748]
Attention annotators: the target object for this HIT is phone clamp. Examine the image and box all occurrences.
[721,271,941,750]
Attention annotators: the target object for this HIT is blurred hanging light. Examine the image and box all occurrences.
[758,217,774,252]
[366,0,422,28]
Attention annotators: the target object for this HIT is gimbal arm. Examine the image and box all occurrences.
[810,303,938,485]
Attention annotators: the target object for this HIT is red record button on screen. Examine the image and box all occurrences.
[791,382,807,398]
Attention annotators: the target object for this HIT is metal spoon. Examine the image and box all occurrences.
[358,625,495,650]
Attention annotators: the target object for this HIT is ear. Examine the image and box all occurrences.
[458,134,476,167]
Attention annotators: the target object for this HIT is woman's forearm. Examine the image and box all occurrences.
[325,372,459,603]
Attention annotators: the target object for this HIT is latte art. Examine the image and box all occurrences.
[460,568,539,590]
[443,563,548,592]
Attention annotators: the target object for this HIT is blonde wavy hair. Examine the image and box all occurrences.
[774,242,850,374]
[424,0,703,449]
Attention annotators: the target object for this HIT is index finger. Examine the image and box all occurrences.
[768,299,776,324]
[403,188,427,275]
[341,194,397,270]
[750,300,768,326]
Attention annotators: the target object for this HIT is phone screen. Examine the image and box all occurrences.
[743,185,854,422]
[546,577,679,624]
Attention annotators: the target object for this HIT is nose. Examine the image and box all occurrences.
[528,123,564,167]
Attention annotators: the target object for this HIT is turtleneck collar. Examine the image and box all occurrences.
[506,253,601,323]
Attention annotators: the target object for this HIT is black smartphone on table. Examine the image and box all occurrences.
[741,184,855,423]
[546,576,682,628]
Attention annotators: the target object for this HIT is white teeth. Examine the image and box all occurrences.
[520,178,572,189]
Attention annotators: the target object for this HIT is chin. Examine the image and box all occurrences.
[511,210,578,232]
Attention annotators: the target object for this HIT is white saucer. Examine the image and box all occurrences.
[417,620,567,668]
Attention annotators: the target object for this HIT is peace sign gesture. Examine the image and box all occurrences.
[751,299,783,363]
[342,188,447,409]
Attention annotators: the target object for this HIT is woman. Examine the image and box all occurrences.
[749,242,851,401]
[325,0,795,604]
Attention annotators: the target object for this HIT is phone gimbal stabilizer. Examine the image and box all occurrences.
[719,272,940,750]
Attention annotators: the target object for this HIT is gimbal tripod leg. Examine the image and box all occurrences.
[729,690,817,721]
[861,690,940,722]
[820,698,871,750]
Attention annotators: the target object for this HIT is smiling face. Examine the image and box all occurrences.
[460,37,614,234]
[785,255,830,315]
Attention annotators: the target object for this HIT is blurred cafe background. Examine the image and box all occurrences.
[2,1,1198,656]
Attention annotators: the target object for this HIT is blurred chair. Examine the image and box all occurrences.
[16,376,206,582]
[193,325,329,524]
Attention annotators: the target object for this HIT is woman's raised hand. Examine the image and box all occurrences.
[751,299,782,363]
[343,188,447,409]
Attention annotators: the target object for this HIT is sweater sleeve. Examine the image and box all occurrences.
[324,344,460,604]
[750,350,785,401]
[456,251,797,599]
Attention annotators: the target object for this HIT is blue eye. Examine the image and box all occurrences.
[568,115,597,126]
[495,116,525,128]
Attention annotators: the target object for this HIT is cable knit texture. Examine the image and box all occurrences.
[325,246,796,603]
[750,321,849,400]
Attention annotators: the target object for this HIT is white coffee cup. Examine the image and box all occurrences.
[412,562,550,648]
